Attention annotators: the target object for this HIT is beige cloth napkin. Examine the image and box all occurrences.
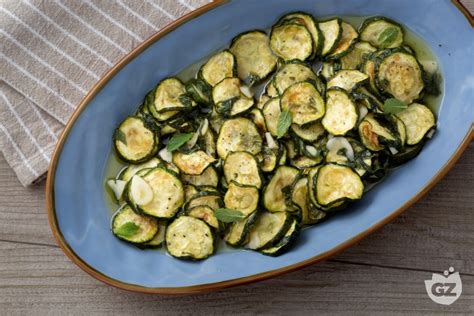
[0,0,210,186]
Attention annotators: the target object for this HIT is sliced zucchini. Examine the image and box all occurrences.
[273,61,317,95]
[112,205,158,244]
[291,177,314,224]
[326,22,358,60]
[322,88,358,136]
[327,70,369,91]
[318,18,342,56]
[224,211,258,247]
[277,12,322,58]
[358,113,399,151]
[142,222,167,248]
[114,116,159,163]
[396,103,435,145]
[149,78,193,121]
[290,155,323,169]
[261,218,300,256]
[315,164,364,207]
[360,16,404,49]
[266,80,279,98]
[270,23,313,61]
[261,145,280,173]
[186,191,223,211]
[186,205,220,230]
[340,41,377,69]
[198,127,217,158]
[139,167,184,219]
[224,181,259,216]
[263,166,299,213]
[181,165,219,187]
[212,77,241,104]
[291,121,325,142]
[281,82,325,126]
[119,157,161,182]
[199,50,237,86]
[249,108,267,133]
[223,151,262,188]
[172,150,216,175]
[389,142,425,166]
[262,97,281,137]
[184,184,199,203]
[246,211,292,250]
[229,31,278,85]
[165,216,214,260]
[376,50,424,104]
[352,86,384,111]
[216,118,262,159]
[185,78,212,105]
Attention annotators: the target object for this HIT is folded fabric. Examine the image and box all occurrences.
[0,0,210,186]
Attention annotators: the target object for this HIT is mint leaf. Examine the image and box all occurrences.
[377,27,399,48]
[166,133,194,152]
[215,208,246,223]
[277,110,292,139]
[115,222,139,237]
[383,98,407,114]
[114,129,127,145]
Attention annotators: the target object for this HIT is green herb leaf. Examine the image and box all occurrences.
[215,208,246,223]
[383,98,407,114]
[377,27,399,48]
[114,129,127,145]
[115,222,139,237]
[277,110,292,139]
[166,133,194,152]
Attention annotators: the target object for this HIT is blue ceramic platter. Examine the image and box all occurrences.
[48,0,473,293]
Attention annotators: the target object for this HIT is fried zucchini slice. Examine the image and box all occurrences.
[224,181,259,216]
[376,50,424,104]
[217,118,262,159]
[326,22,358,60]
[315,164,364,207]
[291,121,326,142]
[291,177,326,225]
[119,157,161,181]
[114,116,159,163]
[230,31,278,85]
[358,113,399,151]
[277,12,322,58]
[340,41,377,70]
[224,212,258,247]
[273,61,317,95]
[186,191,223,211]
[318,18,342,56]
[270,23,313,61]
[223,151,262,188]
[139,167,184,219]
[172,150,216,175]
[281,82,325,126]
[199,50,237,86]
[246,211,293,250]
[181,166,219,187]
[262,97,281,137]
[112,205,158,244]
[360,16,404,49]
[263,166,299,213]
[149,78,194,121]
[166,216,214,260]
[396,103,435,145]
[327,70,369,91]
[186,205,220,230]
[261,218,300,256]
[322,88,358,136]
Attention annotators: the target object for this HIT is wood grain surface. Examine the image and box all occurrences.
[1,3,473,315]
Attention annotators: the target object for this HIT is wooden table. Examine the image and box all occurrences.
[1,7,473,316]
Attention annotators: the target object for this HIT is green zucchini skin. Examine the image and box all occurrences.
[108,12,439,259]
[113,115,159,164]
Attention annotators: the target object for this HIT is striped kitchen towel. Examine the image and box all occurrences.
[0,0,211,186]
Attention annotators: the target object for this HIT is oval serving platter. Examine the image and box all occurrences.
[46,0,473,294]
